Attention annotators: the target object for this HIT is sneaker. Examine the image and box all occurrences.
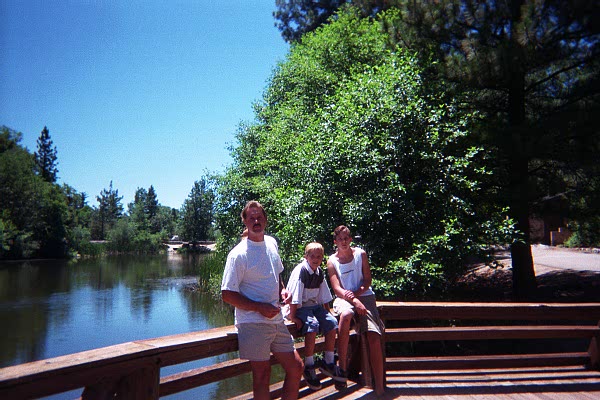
[303,365,321,390]
[320,363,347,383]
[334,369,348,390]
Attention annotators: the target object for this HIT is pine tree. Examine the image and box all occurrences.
[34,126,58,183]
[96,181,123,240]
[180,179,214,242]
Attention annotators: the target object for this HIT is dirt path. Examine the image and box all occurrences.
[452,245,600,302]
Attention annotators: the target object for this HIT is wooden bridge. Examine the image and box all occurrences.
[1,302,599,399]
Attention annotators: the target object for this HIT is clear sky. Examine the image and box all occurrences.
[0,1,289,209]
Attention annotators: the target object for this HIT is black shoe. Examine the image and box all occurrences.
[303,365,322,390]
[333,368,348,390]
[320,362,347,383]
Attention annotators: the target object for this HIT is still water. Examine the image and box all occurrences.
[0,254,257,399]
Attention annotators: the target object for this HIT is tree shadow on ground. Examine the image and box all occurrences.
[449,265,600,302]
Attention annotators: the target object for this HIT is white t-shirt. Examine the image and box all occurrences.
[329,247,374,296]
[221,235,284,325]
[286,259,333,308]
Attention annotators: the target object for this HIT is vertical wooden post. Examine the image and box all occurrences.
[359,331,373,388]
[588,322,600,371]
[114,362,160,400]
[380,314,387,390]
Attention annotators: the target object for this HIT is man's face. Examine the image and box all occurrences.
[243,207,267,235]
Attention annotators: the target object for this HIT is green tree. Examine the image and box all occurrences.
[276,1,600,296]
[34,126,58,183]
[93,181,123,240]
[274,0,392,43]
[145,185,160,233]
[376,0,599,296]
[153,205,177,238]
[180,177,215,242]
[62,184,92,253]
[274,0,346,43]
[1,126,68,258]
[0,127,38,258]
[128,187,149,231]
[218,10,513,297]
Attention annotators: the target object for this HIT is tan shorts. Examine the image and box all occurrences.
[332,294,384,336]
[237,322,295,361]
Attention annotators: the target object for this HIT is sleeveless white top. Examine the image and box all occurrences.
[329,248,374,296]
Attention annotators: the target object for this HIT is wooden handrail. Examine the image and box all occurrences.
[377,301,600,321]
[1,302,599,399]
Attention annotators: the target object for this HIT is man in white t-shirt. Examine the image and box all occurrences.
[221,200,303,400]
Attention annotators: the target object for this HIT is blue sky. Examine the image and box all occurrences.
[0,1,289,209]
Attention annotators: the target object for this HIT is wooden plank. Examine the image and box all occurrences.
[385,326,600,342]
[0,355,161,400]
[377,302,600,322]
[158,336,330,396]
[384,366,600,400]
[160,358,251,397]
[386,352,590,370]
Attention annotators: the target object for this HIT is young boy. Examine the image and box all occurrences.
[286,242,345,390]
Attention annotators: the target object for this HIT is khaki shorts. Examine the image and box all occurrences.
[332,294,384,336]
[237,322,295,361]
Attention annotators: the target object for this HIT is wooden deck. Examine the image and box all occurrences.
[230,364,600,399]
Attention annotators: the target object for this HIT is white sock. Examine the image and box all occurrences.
[325,351,334,364]
[305,356,314,367]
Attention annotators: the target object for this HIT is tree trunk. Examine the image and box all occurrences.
[508,0,536,299]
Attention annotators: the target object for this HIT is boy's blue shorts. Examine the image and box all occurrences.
[295,304,338,336]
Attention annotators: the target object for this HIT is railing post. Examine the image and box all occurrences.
[115,362,160,399]
[81,360,160,400]
[589,321,600,371]
[359,330,373,388]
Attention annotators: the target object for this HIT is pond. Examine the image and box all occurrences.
[0,253,259,399]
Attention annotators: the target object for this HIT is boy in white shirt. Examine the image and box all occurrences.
[286,242,345,390]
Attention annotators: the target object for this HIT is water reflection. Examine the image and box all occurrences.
[0,254,254,399]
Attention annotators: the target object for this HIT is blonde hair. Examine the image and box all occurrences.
[304,242,324,257]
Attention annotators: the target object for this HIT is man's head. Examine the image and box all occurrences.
[241,201,267,238]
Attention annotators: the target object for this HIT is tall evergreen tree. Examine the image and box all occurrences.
[129,187,149,231]
[95,181,123,240]
[179,178,215,242]
[145,185,158,220]
[34,126,58,183]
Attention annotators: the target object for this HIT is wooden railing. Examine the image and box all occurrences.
[1,302,599,399]
[378,302,600,373]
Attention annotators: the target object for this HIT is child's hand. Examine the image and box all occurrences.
[344,290,355,301]
[292,316,303,330]
[352,298,368,315]
[280,288,292,304]
[258,302,282,319]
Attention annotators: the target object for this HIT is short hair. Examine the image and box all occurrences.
[304,242,324,256]
[240,200,266,221]
[333,225,351,239]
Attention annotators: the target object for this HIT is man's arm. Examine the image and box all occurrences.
[355,249,372,297]
[280,273,292,304]
[222,289,281,319]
